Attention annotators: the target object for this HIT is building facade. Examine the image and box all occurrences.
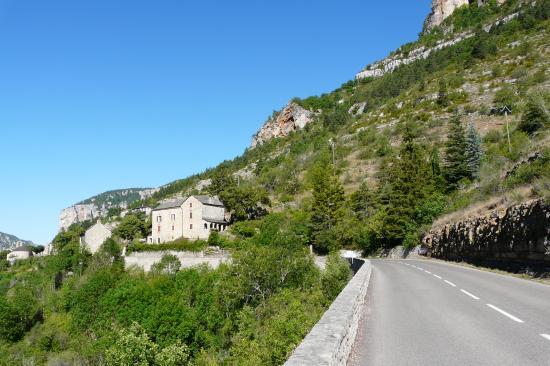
[150,195,228,243]
[6,246,34,264]
[82,222,113,254]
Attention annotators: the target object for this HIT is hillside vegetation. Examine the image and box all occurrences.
[137,0,549,253]
[1,1,549,364]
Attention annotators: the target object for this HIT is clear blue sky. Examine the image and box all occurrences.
[0,0,430,244]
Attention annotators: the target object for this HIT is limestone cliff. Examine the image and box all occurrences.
[251,102,314,148]
[356,1,514,80]
[425,0,506,31]
[0,232,34,250]
[60,188,158,230]
[424,199,550,263]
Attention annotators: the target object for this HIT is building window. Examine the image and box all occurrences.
[190,224,193,229]
[190,202,192,208]
[157,215,162,222]
[204,223,208,229]
[190,212,192,219]
[172,225,175,231]
[157,225,161,233]
[157,238,161,244]
[171,214,175,221]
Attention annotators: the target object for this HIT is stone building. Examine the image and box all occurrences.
[6,246,34,264]
[81,222,114,254]
[149,195,228,243]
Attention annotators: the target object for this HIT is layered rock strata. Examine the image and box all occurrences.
[424,199,550,262]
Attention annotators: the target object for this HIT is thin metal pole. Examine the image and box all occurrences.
[505,110,511,153]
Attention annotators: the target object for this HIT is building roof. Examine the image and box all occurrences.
[193,195,224,207]
[203,217,228,224]
[153,198,186,211]
[11,246,34,253]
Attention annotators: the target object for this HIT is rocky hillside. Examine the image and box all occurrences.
[76,0,549,256]
[0,231,33,251]
[60,188,157,230]
[425,0,507,31]
[424,198,550,262]
[252,102,315,148]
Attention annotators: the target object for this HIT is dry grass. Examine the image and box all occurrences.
[433,185,536,227]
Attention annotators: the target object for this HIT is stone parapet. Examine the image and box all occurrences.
[285,259,372,366]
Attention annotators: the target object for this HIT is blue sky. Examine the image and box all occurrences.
[0,0,430,244]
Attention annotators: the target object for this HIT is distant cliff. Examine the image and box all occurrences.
[424,199,550,263]
[60,188,158,230]
[0,232,34,250]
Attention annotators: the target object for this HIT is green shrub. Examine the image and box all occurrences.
[127,239,207,254]
[321,253,352,300]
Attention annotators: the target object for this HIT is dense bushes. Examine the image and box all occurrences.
[127,238,207,254]
[0,214,353,365]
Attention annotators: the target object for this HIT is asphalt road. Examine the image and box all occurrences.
[348,259,550,366]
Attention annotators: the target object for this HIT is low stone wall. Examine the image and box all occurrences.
[285,259,372,366]
[124,250,230,271]
[424,199,550,262]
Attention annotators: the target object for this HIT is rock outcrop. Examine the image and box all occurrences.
[0,232,34,250]
[356,0,510,80]
[60,188,158,230]
[425,0,506,31]
[424,199,550,262]
[251,102,313,148]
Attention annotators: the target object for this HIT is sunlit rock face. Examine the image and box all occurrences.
[425,0,506,31]
[251,102,313,148]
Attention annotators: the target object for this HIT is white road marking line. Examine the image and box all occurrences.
[444,280,457,287]
[425,270,432,274]
[486,304,524,323]
[417,267,424,271]
[540,334,550,341]
[433,274,442,279]
[460,289,480,300]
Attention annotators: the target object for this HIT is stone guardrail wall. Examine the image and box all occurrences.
[285,259,372,366]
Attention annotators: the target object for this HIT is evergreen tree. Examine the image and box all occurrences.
[518,92,550,135]
[465,122,483,179]
[429,147,446,192]
[350,180,377,219]
[382,128,433,247]
[443,114,469,189]
[437,79,449,107]
[309,156,345,252]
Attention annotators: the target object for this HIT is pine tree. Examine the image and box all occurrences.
[518,92,550,135]
[444,114,469,189]
[382,128,433,247]
[309,156,345,252]
[437,79,449,107]
[465,122,483,179]
[429,147,446,192]
[350,180,377,219]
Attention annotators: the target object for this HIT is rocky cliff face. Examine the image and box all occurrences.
[356,2,514,80]
[0,232,33,250]
[251,102,314,148]
[60,188,158,230]
[425,0,506,31]
[424,199,550,262]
